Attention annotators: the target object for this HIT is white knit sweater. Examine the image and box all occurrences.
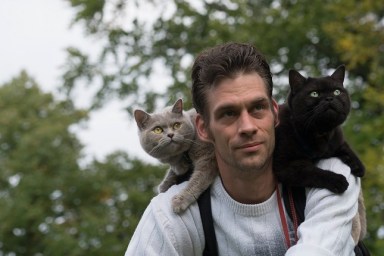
[126,158,359,256]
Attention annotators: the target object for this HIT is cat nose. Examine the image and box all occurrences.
[326,97,333,101]
[168,133,174,138]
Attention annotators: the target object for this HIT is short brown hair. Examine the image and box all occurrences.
[191,42,273,119]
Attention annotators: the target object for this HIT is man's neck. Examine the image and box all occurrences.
[219,167,277,204]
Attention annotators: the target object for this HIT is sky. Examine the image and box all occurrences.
[0,0,155,164]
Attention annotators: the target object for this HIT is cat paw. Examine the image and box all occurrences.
[351,162,365,177]
[171,194,195,214]
[327,174,349,193]
[158,182,172,193]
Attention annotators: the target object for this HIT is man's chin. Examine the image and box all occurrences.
[236,160,265,172]
[238,154,272,171]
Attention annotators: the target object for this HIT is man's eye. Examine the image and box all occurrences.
[153,127,163,134]
[223,111,236,117]
[173,122,181,130]
[251,104,268,115]
[254,104,266,111]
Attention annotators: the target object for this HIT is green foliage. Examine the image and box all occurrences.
[0,72,166,254]
[0,72,86,254]
[51,151,165,255]
[60,0,383,253]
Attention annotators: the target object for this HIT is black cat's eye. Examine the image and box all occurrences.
[173,122,181,130]
[310,91,319,97]
[334,89,341,96]
[153,127,163,134]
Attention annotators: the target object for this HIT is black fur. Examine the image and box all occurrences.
[273,65,365,193]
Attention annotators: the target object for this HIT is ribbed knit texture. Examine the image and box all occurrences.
[209,179,293,255]
[126,158,359,256]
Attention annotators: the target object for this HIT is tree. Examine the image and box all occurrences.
[0,72,166,254]
[0,71,87,254]
[82,151,165,254]
[62,0,384,252]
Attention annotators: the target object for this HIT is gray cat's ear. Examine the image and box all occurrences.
[172,98,183,115]
[289,69,306,93]
[134,109,151,130]
[330,65,345,84]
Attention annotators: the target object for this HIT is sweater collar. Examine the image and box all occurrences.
[211,176,278,217]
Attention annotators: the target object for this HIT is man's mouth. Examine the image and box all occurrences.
[236,142,263,152]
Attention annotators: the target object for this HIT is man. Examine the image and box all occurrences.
[125,42,359,255]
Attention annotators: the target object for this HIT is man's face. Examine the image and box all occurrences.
[196,72,278,175]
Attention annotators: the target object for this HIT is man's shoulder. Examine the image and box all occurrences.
[126,183,205,255]
[150,181,201,217]
[148,182,205,247]
[316,157,352,177]
[309,157,360,198]
[152,182,189,204]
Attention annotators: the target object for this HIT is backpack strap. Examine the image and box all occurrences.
[198,185,304,255]
[197,187,218,256]
[198,184,370,256]
[282,185,370,256]
[355,240,371,256]
[282,185,306,225]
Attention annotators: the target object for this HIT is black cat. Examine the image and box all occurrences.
[273,65,365,193]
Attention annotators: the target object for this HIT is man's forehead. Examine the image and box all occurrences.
[213,95,269,111]
[207,85,269,108]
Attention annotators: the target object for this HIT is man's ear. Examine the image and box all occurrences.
[272,99,279,127]
[196,114,213,143]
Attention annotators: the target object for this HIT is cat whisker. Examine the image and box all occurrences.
[303,114,316,132]
[148,146,161,156]
[182,132,197,137]
[294,106,316,119]
[183,138,207,147]
[294,102,326,127]
[148,139,170,155]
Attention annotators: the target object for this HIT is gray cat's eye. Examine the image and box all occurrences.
[153,127,163,134]
[334,89,341,96]
[173,122,182,130]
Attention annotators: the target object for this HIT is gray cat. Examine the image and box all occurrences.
[134,99,217,213]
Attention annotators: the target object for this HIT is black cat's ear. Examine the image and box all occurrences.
[134,109,151,130]
[330,65,345,84]
[289,69,306,93]
[172,98,183,115]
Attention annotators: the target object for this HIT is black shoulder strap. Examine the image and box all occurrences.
[197,187,218,256]
[282,185,306,224]
[282,185,370,256]
[355,240,371,256]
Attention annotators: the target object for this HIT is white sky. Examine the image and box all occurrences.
[0,0,155,164]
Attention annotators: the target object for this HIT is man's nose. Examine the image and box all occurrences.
[238,112,257,135]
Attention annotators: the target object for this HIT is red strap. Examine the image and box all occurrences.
[288,189,299,242]
[276,184,291,249]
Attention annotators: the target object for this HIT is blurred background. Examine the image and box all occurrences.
[0,0,383,254]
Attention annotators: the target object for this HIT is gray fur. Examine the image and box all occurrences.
[134,99,217,213]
